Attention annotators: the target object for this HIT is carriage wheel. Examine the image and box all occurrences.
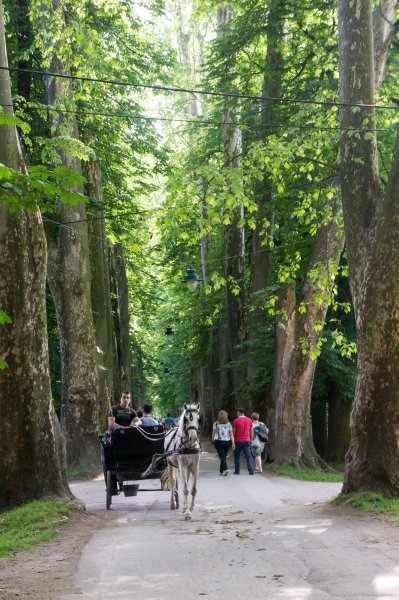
[106,470,112,510]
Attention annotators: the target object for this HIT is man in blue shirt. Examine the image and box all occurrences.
[140,403,159,426]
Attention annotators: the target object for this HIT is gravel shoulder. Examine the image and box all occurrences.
[0,493,105,599]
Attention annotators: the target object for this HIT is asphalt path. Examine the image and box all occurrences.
[59,449,399,600]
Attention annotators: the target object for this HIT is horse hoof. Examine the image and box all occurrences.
[185,513,191,520]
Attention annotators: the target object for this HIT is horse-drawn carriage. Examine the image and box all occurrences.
[100,403,201,518]
[100,424,167,510]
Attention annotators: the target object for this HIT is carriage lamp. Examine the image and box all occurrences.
[164,367,171,374]
[165,325,174,336]
[182,267,201,292]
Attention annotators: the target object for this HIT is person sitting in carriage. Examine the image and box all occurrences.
[102,391,141,494]
[108,391,141,429]
[139,403,159,426]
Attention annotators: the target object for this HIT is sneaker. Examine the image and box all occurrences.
[223,469,229,476]
[219,472,223,476]
[249,470,254,475]
[234,472,239,475]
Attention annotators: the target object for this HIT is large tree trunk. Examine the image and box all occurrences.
[0,0,70,507]
[218,3,247,411]
[83,152,114,431]
[113,243,132,395]
[339,0,399,494]
[272,200,345,468]
[39,0,100,466]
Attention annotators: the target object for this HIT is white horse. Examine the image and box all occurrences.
[143,403,201,520]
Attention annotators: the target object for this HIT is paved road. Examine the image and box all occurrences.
[60,450,399,600]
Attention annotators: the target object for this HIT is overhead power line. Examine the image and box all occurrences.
[1,102,397,135]
[2,65,399,111]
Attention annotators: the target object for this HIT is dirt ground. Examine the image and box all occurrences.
[0,496,105,600]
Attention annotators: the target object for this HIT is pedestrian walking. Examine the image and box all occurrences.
[251,412,268,473]
[212,410,235,476]
[232,408,254,475]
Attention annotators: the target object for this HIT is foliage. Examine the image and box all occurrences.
[0,500,70,558]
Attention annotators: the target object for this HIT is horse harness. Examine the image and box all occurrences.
[163,408,201,457]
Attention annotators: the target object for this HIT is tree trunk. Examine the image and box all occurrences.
[326,385,352,464]
[311,401,327,459]
[218,3,247,406]
[339,0,399,494]
[268,285,296,462]
[108,242,121,403]
[248,4,284,412]
[113,243,132,395]
[40,0,100,466]
[0,0,70,507]
[83,152,113,430]
[272,202,345,468]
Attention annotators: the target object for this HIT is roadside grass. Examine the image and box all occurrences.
[268,464,343,482]
[332,492,399,523]
[67,464,102,480]
[0,500,70,558]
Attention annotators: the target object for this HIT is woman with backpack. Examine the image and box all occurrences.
[251,412,269,473]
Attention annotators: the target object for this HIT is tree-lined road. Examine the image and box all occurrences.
[61,452,399,600]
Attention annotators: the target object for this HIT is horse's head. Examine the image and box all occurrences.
[182,402,201,446]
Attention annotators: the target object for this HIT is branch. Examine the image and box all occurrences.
[373,0,399,88]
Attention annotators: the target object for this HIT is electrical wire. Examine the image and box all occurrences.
[3,101,397,134]
[2,65,399,111]
[42,215,107,241]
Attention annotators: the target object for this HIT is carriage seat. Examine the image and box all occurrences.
[112,425,165,459]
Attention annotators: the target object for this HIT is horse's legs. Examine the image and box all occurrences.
[169,463,178,510]
[189,459,200,513]
[180,466,190,517]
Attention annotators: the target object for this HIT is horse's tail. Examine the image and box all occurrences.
[141,453,161,478]
[161,466,172,490]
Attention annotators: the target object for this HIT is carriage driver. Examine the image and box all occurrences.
[102,391,140,495]
[108,391,141,429]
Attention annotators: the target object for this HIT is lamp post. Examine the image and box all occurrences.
[165,325,174,336]
[182,267,200,292]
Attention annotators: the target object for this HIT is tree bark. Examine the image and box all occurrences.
[373,0,399,88]
[248,3,284,412]
[339,0,399,494]
[326,385,352,464]
[113,243,132,395]
[83,151,114,430]
[39,0,100,466]
[272,198,345,467]
[311,401,327,459]
[0,0,70,507]
[218,3,247,409]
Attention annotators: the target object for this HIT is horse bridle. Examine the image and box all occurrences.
[182,407,200,440]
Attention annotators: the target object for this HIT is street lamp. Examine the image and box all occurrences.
[165,325,174,336]
[182,267,200,292]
